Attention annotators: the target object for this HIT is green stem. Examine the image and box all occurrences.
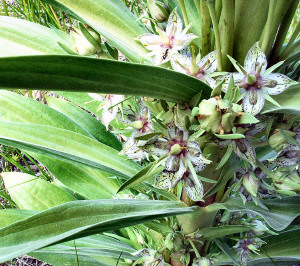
[207,1,222,71]
[219,0,234,71]
[178,0,189,27]
[270,0,300,63]
[260,0,294,56]
[199,0,212,56]
[279,22,300,59]
[2,0,9,16]
[260,0,276,54]
[188,239,201,258]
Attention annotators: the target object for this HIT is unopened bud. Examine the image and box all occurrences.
[243,172,259,197]
[269,130,295,152]
[148,0,170,22]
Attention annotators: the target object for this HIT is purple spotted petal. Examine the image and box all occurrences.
[261,73,296,95]
[233,139,256,166]
[243,89,265,115]
[244,43,267,74]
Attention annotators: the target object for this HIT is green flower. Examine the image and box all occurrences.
[221,43,297,115]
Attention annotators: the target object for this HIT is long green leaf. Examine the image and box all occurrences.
[209,196,300,231]
[46,96,122,150]
[2,172,76,211]
[0,199,195,262]
[41,0,149,62]
[262,84,300,114]
[0,55,211,103]
[0,121,141,179]
[0,209,38,228]
[0,16,72,56]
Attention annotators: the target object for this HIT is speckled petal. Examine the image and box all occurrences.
[183,177,204,201]
[165,155,180,172]
[261,73,296,95]
[233,139,256,166]
[244,43,267,74]
[166,9,183,37]
[173,33,198,51]
[87,93,105,101]
[219,73,244,93]
[214,138,231,148]
[198,50,218,74]
[167,123,177,139]
[242,89,265,115]
[155,171,172,189]
[152,48,170,65]
[171,53,191,74]
[275,145,300,167]
[136,33,162,51]
[203,75,217,88]
[174,158,186,184]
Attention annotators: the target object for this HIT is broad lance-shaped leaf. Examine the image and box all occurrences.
[0,91,121,199]
[46,96,122,150]
[209,196,300,231]
[0,121,141,179]
[0,199,195,262]
[0,16,72,56]
[42,0,149,62]
[0,209,38,228]
[0,55,211,103]
[262,83,300,114]
[1,172,76,211]
[30,235,137,266]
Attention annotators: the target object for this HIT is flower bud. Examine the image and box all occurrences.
[130,120,144,130]
[269,130,295,152]
[147,0,170,22]
[193,257,213,266]
[273,170,300,194]
[243,172,259,197]
[72,26,101,56]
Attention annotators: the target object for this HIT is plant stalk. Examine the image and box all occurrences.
[199,0,212,56]
[207,1,222,71]
[279,22,300,60]
[270,0,300,63]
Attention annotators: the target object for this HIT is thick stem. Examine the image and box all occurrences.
[178,0,189,27]
[270,0,300,63]
[260,0,294,56]
[219,0,235,71]
[1,0,9,16]
[207,1,222,71]
[260,0,276,54]
[199,1,212,56]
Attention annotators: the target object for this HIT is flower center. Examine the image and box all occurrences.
[169,139,187,156]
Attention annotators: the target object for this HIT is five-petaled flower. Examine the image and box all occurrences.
[86,93,124,130]
[221,43,296,115]
[171,51,218,88]
[136,9,197,65]
[143,123,210,201]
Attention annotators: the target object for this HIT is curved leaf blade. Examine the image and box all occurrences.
[0,55,211,103]
[0,199,195,262]
[0,121,141,179]
[0,16,72,56]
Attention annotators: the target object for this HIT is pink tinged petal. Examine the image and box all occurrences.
[171,53,191,74]
[155,171,172,189]
[136,33,162,51]
[243,89,265,115]
[219,73,244,93]
[198,50,218,74]
[244,43,267,74]
[165,155,180,172]
[233,139,256,166]
[183,177,204,201]
[261,73,296,95]
[172,33,198,51]
[166,9,183,37]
